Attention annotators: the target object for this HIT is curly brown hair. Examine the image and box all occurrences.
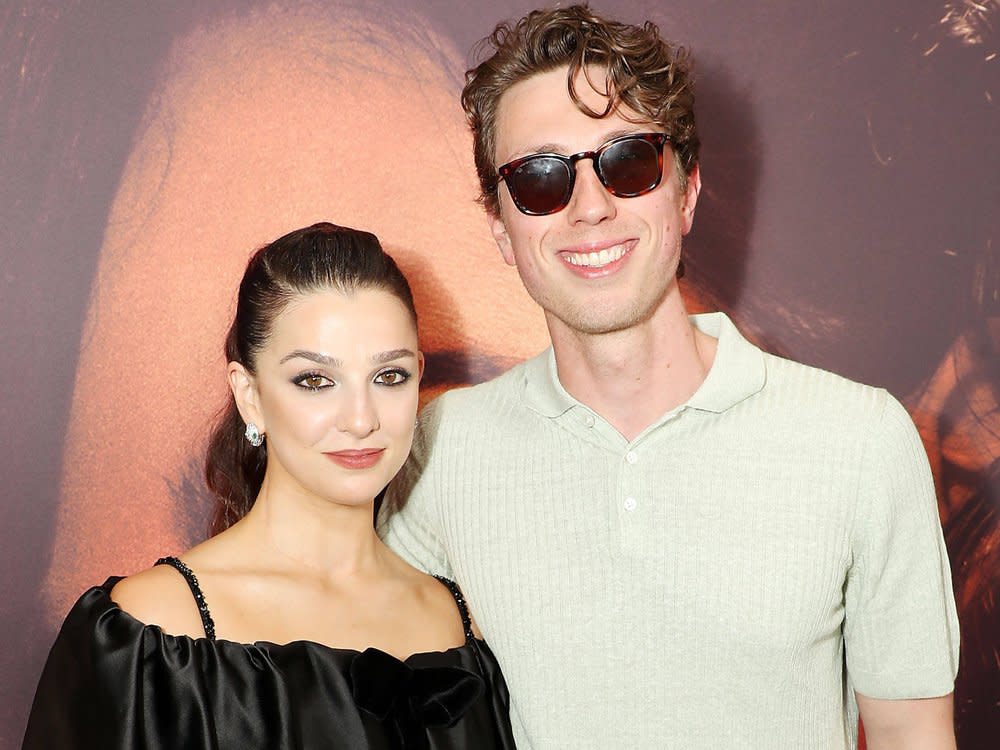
[462,4,700,216]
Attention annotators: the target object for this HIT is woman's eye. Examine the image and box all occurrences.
[375,368,410,386]
[293,373,333,390]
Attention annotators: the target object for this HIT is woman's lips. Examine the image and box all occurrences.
[324,448,385,469]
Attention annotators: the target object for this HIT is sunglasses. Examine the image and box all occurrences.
[497,132,670,216]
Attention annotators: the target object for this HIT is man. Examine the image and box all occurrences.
[379,5,959,748]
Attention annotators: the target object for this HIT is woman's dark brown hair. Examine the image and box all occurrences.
[205,222,416,534]
[461,3,700,217]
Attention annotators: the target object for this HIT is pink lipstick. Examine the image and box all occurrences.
[324,449,385,469]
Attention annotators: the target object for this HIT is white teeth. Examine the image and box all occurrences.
[564,243,627,267]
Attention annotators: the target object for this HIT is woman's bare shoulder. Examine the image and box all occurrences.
[110,560,208,638]
[389,561,483,643]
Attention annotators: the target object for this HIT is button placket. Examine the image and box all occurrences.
[620,446,641,518]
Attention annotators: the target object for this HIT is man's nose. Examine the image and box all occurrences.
[564,160,617,225]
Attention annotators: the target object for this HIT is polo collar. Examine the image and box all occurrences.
[685,312,767,413]
[521,312,766,418]
[521,346,576,418]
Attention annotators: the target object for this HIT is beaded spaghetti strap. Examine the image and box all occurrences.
[434,576,474,641]
[155,556,217,640]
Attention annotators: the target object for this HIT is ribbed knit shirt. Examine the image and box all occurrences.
[379,313,960,749]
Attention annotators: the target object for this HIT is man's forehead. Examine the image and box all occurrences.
[493,70,654,157]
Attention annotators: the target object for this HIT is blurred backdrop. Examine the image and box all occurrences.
[1,1,997,747]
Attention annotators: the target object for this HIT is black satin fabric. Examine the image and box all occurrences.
[23,578,516,749]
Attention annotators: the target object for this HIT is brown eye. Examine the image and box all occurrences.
[293,372,333,390]
[375,368,410,386]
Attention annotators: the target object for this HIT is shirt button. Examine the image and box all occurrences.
[624,497,638,512]
[625,450,638,465]
[584,415,595,428]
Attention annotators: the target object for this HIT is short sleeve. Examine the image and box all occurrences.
[844,392,960,698]
[378,397,454,578]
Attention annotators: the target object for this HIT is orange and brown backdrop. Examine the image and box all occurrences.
[1,1,996,747]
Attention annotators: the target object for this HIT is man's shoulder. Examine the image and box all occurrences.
[757,348,896,424]
[423,354,536,418]
[763,348,879,392]
[699,312,893,424]
[738,350,926,486]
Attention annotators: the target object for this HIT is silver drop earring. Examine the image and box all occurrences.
[245,422,263,447]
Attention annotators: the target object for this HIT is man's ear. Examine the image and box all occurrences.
[681,162,702,236]
[489,209,516,267]
[227,361,264,432]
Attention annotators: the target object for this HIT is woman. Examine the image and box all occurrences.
[23,223,516,749]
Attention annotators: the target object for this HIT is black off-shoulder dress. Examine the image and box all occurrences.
[23,557,516,749]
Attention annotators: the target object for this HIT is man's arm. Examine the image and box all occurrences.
[844,393,960,744]
[857,692,956,750]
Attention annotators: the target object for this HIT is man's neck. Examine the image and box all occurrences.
[548,294,717,442]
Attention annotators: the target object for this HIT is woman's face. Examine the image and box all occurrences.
[239,287,422,508]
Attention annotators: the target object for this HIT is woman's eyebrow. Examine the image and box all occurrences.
[278,349,416,366]
[371,348,417,364]
[279,350,340,366]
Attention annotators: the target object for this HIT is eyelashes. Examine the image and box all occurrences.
[291,367,413,392]
[373,367,412,386]
[292,372,333,391]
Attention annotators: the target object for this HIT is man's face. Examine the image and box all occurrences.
[488,65,701,338]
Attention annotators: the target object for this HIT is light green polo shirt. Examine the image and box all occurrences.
[379,312,959,749]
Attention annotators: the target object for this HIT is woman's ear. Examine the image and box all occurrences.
[227,362,264,432]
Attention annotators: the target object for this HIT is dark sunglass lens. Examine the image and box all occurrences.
[599,138,661,196]
[510,157,572,214]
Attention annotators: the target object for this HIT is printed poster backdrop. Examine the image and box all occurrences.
[1,0,997,747]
